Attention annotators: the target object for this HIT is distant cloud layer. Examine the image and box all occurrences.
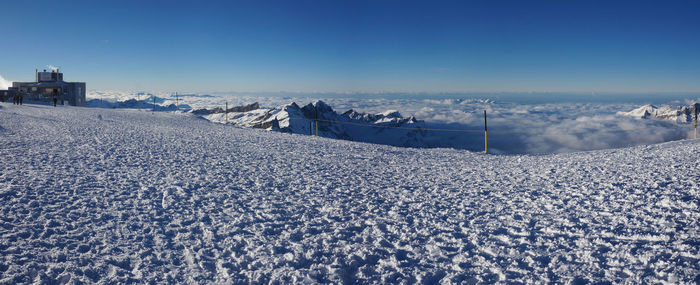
[0,75,11,90]
[86,90,698,154]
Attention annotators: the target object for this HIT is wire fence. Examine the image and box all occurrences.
[286,116,694,135]
[296,117,484,133]
[276,110,698,153]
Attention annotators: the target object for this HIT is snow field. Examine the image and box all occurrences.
[0,103,698,283]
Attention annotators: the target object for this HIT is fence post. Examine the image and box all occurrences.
[176,92,179,111]
[225,102,228,124]
[694,106,697,139]
[484,110,488,153]
[153,96,156,112]
[315,107,319,136]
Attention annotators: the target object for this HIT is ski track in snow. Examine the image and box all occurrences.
[0,103,698,284]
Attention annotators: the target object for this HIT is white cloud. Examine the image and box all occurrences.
[0,75,11,90]
[83,90,698,154]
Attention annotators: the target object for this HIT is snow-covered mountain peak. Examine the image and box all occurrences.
[618,103,699,123]
[623,104,657,119]
[311,99,331,109]
[340,109,414,124]
[378,110,402,118]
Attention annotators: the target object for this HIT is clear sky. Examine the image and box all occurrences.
[1,0,699,93]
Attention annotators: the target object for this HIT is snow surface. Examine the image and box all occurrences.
[0,103,698,283]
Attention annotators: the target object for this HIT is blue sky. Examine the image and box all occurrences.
[2,0,699,93]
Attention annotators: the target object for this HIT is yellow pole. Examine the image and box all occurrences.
[485,130,488,153]
[695,108,698,139]
[484,110,488,153]
[315,107,319,136]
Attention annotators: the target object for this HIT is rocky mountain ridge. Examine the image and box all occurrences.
[202,100,429,147]
[618,103,699,123]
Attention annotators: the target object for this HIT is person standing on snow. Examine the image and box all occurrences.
[52,89,58,107]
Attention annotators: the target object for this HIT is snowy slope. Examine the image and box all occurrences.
[0,103,698,284]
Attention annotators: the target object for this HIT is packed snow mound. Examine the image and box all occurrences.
[619,103,699,123]
[0,102,698,283]
[205,100,427,148]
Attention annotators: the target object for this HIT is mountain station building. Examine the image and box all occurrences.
[1,69,86,106]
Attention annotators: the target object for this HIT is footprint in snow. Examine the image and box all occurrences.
[162,189,173,210]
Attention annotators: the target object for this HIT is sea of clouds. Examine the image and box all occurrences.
[87,90,699,154]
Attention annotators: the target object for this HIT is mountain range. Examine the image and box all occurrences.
[618,103,699,123]
[201,100,432,148]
